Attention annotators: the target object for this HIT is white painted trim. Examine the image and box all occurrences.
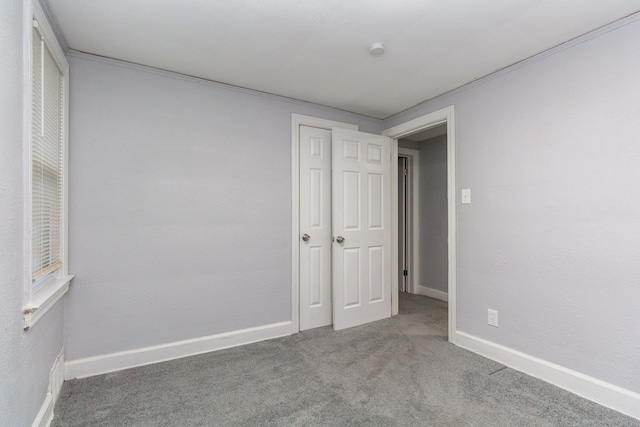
[37,0,69,53]
[291,114,358,333]
[22,0,33,306]
[456,331,640,421]
[415,285,448,302]
[32,347,64,427]
[31,0,68,74]
[65,321,292,380]
[23,276,72,330]
[383,105,457,344]
[31,393,53,427]
[390,140,399,316]
[23,0,72,327]
[398,147,420,294]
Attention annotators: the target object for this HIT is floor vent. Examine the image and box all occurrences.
[49,349,64,403]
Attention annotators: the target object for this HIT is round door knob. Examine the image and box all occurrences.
[302,233,310,242]
[336,236,345,243]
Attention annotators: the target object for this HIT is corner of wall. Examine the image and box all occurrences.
[456,332,640,421]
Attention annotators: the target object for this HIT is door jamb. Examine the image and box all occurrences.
[291,114,358,334]
[383,105,457,344]
[398,147,420,295]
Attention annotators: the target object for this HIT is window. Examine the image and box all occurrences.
[23,1,72,330]
[31,23,63,283]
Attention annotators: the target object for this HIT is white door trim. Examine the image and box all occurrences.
[291,114,358,333]
[398,147,420,294]
[383,105,457,344]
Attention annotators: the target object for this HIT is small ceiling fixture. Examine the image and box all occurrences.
[369,42,385,57]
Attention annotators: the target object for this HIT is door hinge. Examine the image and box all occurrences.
[403,168,408,176]
[403,270,408,276]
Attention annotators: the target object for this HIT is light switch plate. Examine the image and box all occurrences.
[488,309,498,327]
[461,188,471,204]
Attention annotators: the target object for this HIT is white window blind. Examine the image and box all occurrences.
[31,24,64,281]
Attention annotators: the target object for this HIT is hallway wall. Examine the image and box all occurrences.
[418,135,448,294]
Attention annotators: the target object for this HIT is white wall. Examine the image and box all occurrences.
[0,1,66,425]
[418,135,448,294]
[385,17,640,394]
[65,53,382,361]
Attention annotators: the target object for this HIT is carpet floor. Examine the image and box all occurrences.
[52,293,639,426]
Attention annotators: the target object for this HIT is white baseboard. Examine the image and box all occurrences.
[65,321,292,380]
[32,394,53,427]
[456,331,640,421]
[32,348,64,427]
[414,284,448,302]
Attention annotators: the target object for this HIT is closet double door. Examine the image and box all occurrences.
[300,125,392,331]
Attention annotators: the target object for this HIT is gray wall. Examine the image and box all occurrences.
[385,17,640,393]
[418,135,448,294]
[65,54,381,360]
[398,139,420,150]
[0,1,66,425]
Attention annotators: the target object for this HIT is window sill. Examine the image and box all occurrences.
[23,274,74,330]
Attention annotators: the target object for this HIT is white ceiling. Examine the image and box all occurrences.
[46,0,640,119]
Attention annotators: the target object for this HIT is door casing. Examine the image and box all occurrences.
[398,148,420,294]
[398,155,408,293]
[383,105,457,344]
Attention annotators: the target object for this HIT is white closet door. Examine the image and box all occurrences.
[331,128,392,330]
[299,126,332,330]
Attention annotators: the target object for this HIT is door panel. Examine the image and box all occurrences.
[368,174,383,228]
[332,128,392,330]
[299,126,332,330]
[343,171,360,229]
[368,246,384,301]
[343,248,360,307]
[309,247,322,305]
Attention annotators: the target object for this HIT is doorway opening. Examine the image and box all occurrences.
[384,106,456,343]
[291,106,456,343]
[397,124,448,302]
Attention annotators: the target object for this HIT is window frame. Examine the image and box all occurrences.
[23,0,73,330]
